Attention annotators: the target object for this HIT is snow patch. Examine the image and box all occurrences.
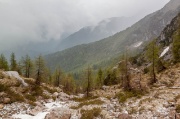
[133,41,143,48]
[160,46,169,58]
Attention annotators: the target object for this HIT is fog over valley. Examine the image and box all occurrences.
[0,0,169,53]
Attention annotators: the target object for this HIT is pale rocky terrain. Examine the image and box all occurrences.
[0,63,180,119]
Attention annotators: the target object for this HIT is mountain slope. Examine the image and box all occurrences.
[57,16,141,51]
[45,0,180,72]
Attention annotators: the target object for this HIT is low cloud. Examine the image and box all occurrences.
[0,0,169,50]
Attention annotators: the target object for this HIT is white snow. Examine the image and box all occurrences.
[3,71,28,86]
[12,102,64,119]
[133,41,143,48]
[160,46,169,58]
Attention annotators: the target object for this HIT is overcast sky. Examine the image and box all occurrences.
[0,0,169,50]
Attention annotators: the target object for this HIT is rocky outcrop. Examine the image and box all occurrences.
[3,71,28,87]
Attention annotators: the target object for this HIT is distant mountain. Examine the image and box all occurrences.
[1,16,140,60]
[57,16,141,51]
[45,0,180,73]
[1,40,59,60]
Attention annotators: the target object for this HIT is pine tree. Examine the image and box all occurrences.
[146,40,159,84]
[10,52,17,71]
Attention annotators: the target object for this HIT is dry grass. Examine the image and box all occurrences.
[71,99,104,109]
[80,108,101,119]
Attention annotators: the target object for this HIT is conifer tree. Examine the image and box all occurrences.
[10,52,17,71]
[119,48,131,91]
[54,67,61,87]
[21,55,33,78]
[0,54,9,70]
[172,30,180,62]
[35,55,45,85]
[146,40,159,84]
[97,68,103,88]
[86,66,92,97]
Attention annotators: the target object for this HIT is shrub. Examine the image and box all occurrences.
[0,83,8,92]
[71,99,104,109]
[80,108,101,119]
[6,89,25,102]
[143,67,149,74]
[25,94,36,102]
[176,105,180,113]
[31,85,43,96]
[72,96,98,102]
[43,86,57,94]
[116,90,144,103]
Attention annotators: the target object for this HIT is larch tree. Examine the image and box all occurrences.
[86,66,92,97]
[54,67,61,87]
[146,40,159,84]
[10,52,17,71]
[22,55,34,78]
[172,29,180,62]
[97,68,103,88]
[35,55,45,85]
[119,48,131,91]
[0,54,9,71]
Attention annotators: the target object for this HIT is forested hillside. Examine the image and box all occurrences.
[45,0,180,73]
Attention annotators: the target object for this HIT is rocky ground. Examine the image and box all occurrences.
[0,64,180,119]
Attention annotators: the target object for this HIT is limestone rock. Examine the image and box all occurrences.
[3,98,11,104]
[45,108,71,119]
[0,104,4,109]
[28,106,44,116]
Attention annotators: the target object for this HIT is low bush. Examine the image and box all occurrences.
[72,96,98,102]
[116,90,144,103]
[0,83,8,92]
[71,99,104,109]
[25,94,36,102]
[176,105,180,113]
[80,108,101,119]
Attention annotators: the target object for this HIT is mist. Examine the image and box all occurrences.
[0,0,169,51]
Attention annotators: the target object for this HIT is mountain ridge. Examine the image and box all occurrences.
[45,0,180,73]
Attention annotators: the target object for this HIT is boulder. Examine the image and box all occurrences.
[118,113,132,119]
[53,92,59,98]
[45,108,71,119]
[28,106,44,116]
[3,98,11,104]
[0,104,4,109]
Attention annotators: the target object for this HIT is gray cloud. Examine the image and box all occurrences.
[0,0,169,50]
